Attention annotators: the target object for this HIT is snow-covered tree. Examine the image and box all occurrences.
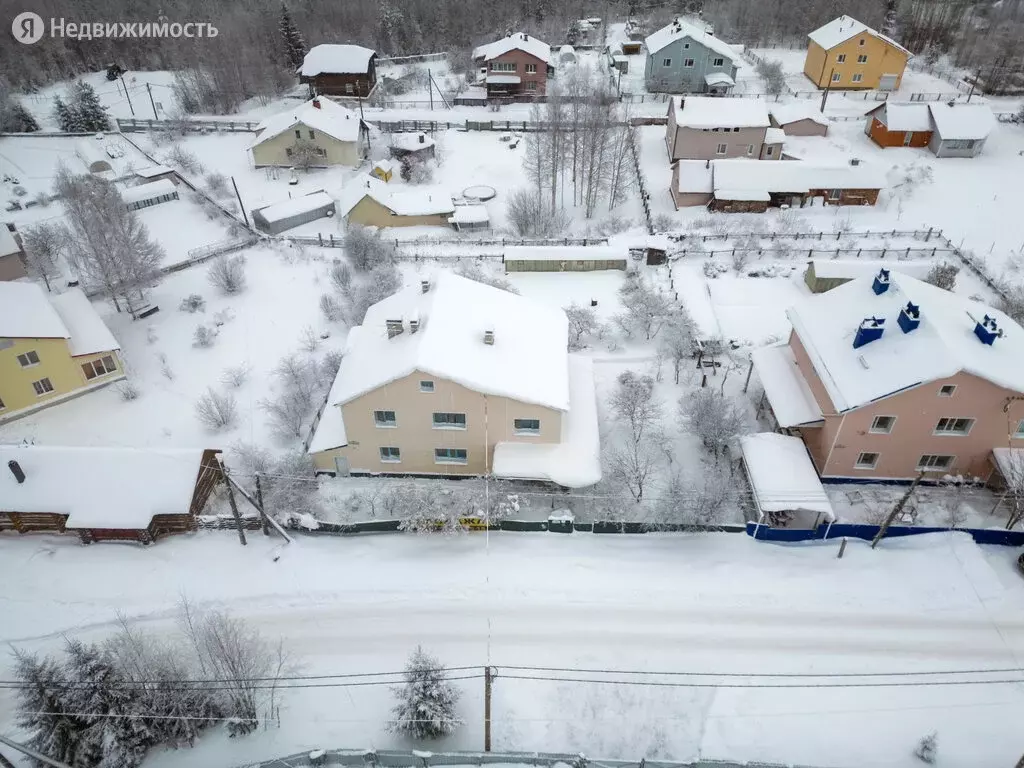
[279,3,307,71]
[11,648,87,766]
[389,646,462,739]
[924,262,959,291]
[54,96,76,131]
[659,310,696,384]
[914,732,937,764]
[71,81,111,132]
[615,274,673,341]
[680,389,747,461]
[289,138,324,171]
[344,225,394,272]
[607,371,665,502]
[207,254,247,295]
[565,302,600,351]
[755,59,786,96]
[21,222,64,291]
[1,98,39,132]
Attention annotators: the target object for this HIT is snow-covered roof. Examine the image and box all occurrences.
[868,103,932,132]
[121,179,177,205]
[0,281,69,341]
[328,272,570,411]
[473,33,551,64]
[673,96,770,129]
[307,385,348,454]
[704,72,735,86]
[255,191,335,224]
[770,103,829,127]
[250,98,364,148]
[492,354,602,488]
[300,44,376,76]
[0,445,209,529]
[449,205,490,225]
[504,246,623,262]
[787,271,1024,413]
[48,289,119,356]
[809,259,935,281]
[751,344,824,428]
[0,226,19,257]
[384,190,455,216]
[928,103,996,141]
[740,433,835,518]
[644,18,739,62]
[374,159,395,173]
[134,164,174,178]
[675,160,715,194]
[711,158,886,197]
[765,127,786,145]
[390,132,436,152]
[716,187,771,202]
[486,74,522,84]
[807,15,911,55]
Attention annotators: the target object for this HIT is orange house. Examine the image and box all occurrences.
[864,103,932,147]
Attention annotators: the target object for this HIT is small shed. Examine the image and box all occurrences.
[630,234,670,265]
[122,179,179,211]
[370,159,394,182]
[0,225,26,282]
[133,164,178,184]
[621,40,643,54]
[389,132,436,161]
[769,104,829,137]
[740,433,835,529]
[449,204,490,232]
[928,103,996,158]
[504,245,627,272]
[559,45,578,64]
[0,446,222,544]
[252,191,337,235]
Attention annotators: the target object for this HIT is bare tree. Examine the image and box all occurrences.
[680,389,747,461]
[20,223,64,291]
[195,388,238,431]
[344,225,394,272]
[565,302,599,350]
[207,255,247,295]
[505,188,571,238]
[607,371,665,503]
[755,59,787,96]
[616,274,673,340]
[288,139,324,171]
[659,310,696,384]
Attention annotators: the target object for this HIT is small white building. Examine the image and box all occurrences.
[122,179,179,211]
[448,204,490,232]
[741,433,835,529]
[252,191,336,235]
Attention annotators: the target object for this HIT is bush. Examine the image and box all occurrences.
[207,255,247,295]
[193,324,217,348]
[117,380,140,401]
[506,188,570,238]
[344,226,394,272]
[755,59,786,96]
[221,363,251,388]
[329,261,352,293]
[205,172,229,197]
[195,388,237,430]
[166,144,204,175]
[453,260,519,293]
[651,213,676,232]
[319,293,341,322]
[299,325,320,353]
[179,293,206,313]
[925,262,959,291]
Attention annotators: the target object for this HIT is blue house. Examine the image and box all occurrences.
[644,18,740,95]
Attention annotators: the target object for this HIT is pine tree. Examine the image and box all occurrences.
[3,100,39,132]
[71,81,111,132]
[882,0,899,38]
[53,95,75,131]
[279,3,307,71]
[12,648,87,766]
[388,646,462,739]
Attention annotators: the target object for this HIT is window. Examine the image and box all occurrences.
[434,448,468,464]
[379,446,401,463]
[945,139,976,150]
[1015,419,1024,437]
[308,129,315,139]
[832,72,841,82]
[433,412,467,429]
[492,62,516,72]
[419,380,435,393]
[870,415,896,434]
[855,452,879,469]
[514,418,541,434]
[733,126,740,132]
[765,146,774,157]
[852,73,864,83]
[32,377,54,396]
[830,188,842,199]
[662,58,672,67]
[683,42,690,49]
[285,147,293,157]
[82,355,117,381]
[374,410,397,427]
[712,57,724,66]
[857,54,868,63]
[939,385,956,397]
[745,144,754,156]
[918,454,955,471]
[683,58,695,68]
[17,350,40,367]
[715,143,728,155]
[525,63,537,73]
[345,83,354,94]
[859,37,866,46]
[836,54,847,63]
[935,417,974,436]
[526,81,537,92]
[294,129,301,139]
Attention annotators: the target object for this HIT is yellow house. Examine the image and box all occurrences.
[370,159,394,182]
[339,184,456,228]
[249,97,369,168]
[0,283,124,423]
[803,15,911,90]
[306,272,601,488]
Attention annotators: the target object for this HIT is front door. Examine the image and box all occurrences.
[334,456,350,477]
[903,131,913,146]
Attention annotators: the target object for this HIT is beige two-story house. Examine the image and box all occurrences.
[249,97,369,168]
[307,272,601,488]
[752,270,1024,482]
[665,96,782,162]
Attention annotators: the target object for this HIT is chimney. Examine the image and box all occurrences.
[386,319,404,339]
[849,157,861,166]
[483,329,495,345]
[7,460,25,484]
[312,98,321,109]
[974,314,1004,345]
[898,301,921,333]
[853,317,885,349]
[421,279,431,293]
[522,33,528,40]
[872,268,890,295]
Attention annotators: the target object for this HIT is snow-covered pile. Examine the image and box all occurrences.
[299,44,376,76]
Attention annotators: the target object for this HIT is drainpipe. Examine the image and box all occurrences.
[823,412,847,476]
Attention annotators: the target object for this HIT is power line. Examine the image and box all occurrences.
[496,673,1024,690]
[495,664,1024,679]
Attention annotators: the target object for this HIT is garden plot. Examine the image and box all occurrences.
[825,483,1008,529]
[133,194,237,266]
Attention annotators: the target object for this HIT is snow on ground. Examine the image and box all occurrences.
[1,531,1023,768]
[134,195,235,266]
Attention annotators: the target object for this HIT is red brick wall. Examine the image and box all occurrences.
[485,48,548,95]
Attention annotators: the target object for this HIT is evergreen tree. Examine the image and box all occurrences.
[882,0,899,38]
[71,81,111,132]
[388,646,462,740]
[12,648,87,766]
[2,100,39,132]
[279,3,307,71]
[54,95,75,132]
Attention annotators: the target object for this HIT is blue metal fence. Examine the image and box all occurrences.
[746,521,1024,547]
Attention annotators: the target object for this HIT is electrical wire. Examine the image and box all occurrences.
[496,673,1024,690]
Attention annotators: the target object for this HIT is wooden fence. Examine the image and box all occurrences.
[283,233,610,249]
[667,227,943,243]
[626,126,653,234]
[117,117,260,133]
[674,245,957,261]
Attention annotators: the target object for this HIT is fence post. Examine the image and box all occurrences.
[926,227,933,241]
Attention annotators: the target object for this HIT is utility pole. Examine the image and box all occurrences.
[219,459,247,546]
[871,472,924,549]
[119,71,135,116]
[146,82,159,119]
[255,473,269,536]
[428,69,433,111]
[230,176,249,227]
[0,734,73,768]
[484,665,493,752]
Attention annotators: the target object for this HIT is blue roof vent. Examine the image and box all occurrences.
[898,302,921,333]
[974,314,1004,345]
[872,268,890,295]
[853,316,886,349]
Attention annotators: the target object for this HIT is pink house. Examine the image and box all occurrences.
[752,270,1024,482]
[473,33,551,99]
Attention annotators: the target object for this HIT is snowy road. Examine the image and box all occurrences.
[2,531,1024,767]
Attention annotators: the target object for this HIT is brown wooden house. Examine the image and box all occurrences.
[864,103,933,147]
[473,33,551,99]
[299,44,378,97]
[1,446,222,544]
